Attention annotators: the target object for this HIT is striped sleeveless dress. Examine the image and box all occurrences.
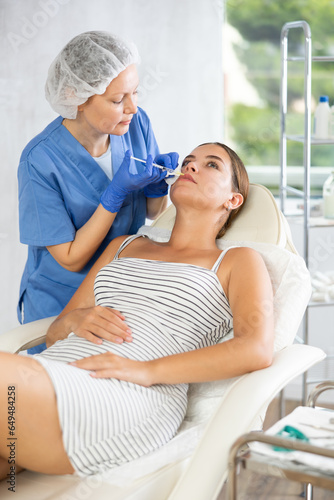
[34,235,233,476]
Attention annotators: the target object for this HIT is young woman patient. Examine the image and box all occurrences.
[0,142,274,480]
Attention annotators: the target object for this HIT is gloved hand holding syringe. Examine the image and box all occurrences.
[100,150,181,213]
[131,156,184,176]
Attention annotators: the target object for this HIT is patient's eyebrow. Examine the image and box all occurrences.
[182,154,226,167]
[206,155,225,165]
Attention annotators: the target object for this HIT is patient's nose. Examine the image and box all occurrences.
[184,162,198,173]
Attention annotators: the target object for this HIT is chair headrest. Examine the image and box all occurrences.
[152,183,287,248]
[221,183,285,246]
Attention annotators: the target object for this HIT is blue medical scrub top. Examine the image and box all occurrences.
[18,107,159,352]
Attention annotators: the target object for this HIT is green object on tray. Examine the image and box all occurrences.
[273,425,310,452]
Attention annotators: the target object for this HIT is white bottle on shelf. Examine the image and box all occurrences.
[329,105,334,138]
[323,170,334,218]
[314,95,330,139]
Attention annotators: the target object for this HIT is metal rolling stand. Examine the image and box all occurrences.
[279,20,334,407]
[228,382,334,500]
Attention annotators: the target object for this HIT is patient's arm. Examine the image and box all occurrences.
[46,235,132,347]
[71,247,275,386]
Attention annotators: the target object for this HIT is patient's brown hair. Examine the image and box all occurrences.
[199,142,249,239]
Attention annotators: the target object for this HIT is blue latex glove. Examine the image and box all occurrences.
[100,150,162,212]
[144,152,179,198]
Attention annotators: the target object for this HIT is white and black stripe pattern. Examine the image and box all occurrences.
[34,234,233,476]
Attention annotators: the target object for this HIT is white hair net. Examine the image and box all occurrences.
[45,31,140,119]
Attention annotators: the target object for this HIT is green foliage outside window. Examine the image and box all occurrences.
[226,0,334,167]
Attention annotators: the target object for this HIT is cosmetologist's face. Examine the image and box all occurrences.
[79,64,139,136]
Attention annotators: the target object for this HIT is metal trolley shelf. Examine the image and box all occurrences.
[280,20,334,403]
[228,382,334,500]
[286,135,334,144]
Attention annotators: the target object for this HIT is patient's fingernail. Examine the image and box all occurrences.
[126,336,133,342]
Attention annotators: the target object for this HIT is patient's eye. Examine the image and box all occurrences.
[181,159,190,168]
[208,161,219,170]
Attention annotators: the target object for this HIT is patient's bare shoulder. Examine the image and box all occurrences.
[98,234,132,267]
[228,245,263,261]
[219,246,264,266]
[216,246,269,292]
[108,234,131,252]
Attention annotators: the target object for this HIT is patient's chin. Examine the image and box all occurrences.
[170,187,210,211]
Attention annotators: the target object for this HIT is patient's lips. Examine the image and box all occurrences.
[179,173,196,183]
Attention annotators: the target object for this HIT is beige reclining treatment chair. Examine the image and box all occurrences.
[0,184,325,500]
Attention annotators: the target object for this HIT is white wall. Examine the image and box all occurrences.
[0,0,224,334]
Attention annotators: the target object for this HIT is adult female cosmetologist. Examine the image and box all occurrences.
[17,31,178,353]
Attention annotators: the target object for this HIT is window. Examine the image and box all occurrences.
[223,0,334,195]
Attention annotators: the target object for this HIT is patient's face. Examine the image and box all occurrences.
[170,144,233,210]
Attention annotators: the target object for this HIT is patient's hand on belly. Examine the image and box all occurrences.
[46,306,133,347]
[69,351,152,387]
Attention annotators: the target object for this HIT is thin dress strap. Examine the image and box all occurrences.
[113,234,146,260]
[211,246,237,274]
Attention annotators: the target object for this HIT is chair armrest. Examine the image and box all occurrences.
[0,317,57,353]
[168,344,326,500]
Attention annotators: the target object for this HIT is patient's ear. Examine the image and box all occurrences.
[224,193,243,211]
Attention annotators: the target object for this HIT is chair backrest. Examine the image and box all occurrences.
[151,183,297,253]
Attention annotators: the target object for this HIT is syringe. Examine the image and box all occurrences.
[130,156,183,176]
